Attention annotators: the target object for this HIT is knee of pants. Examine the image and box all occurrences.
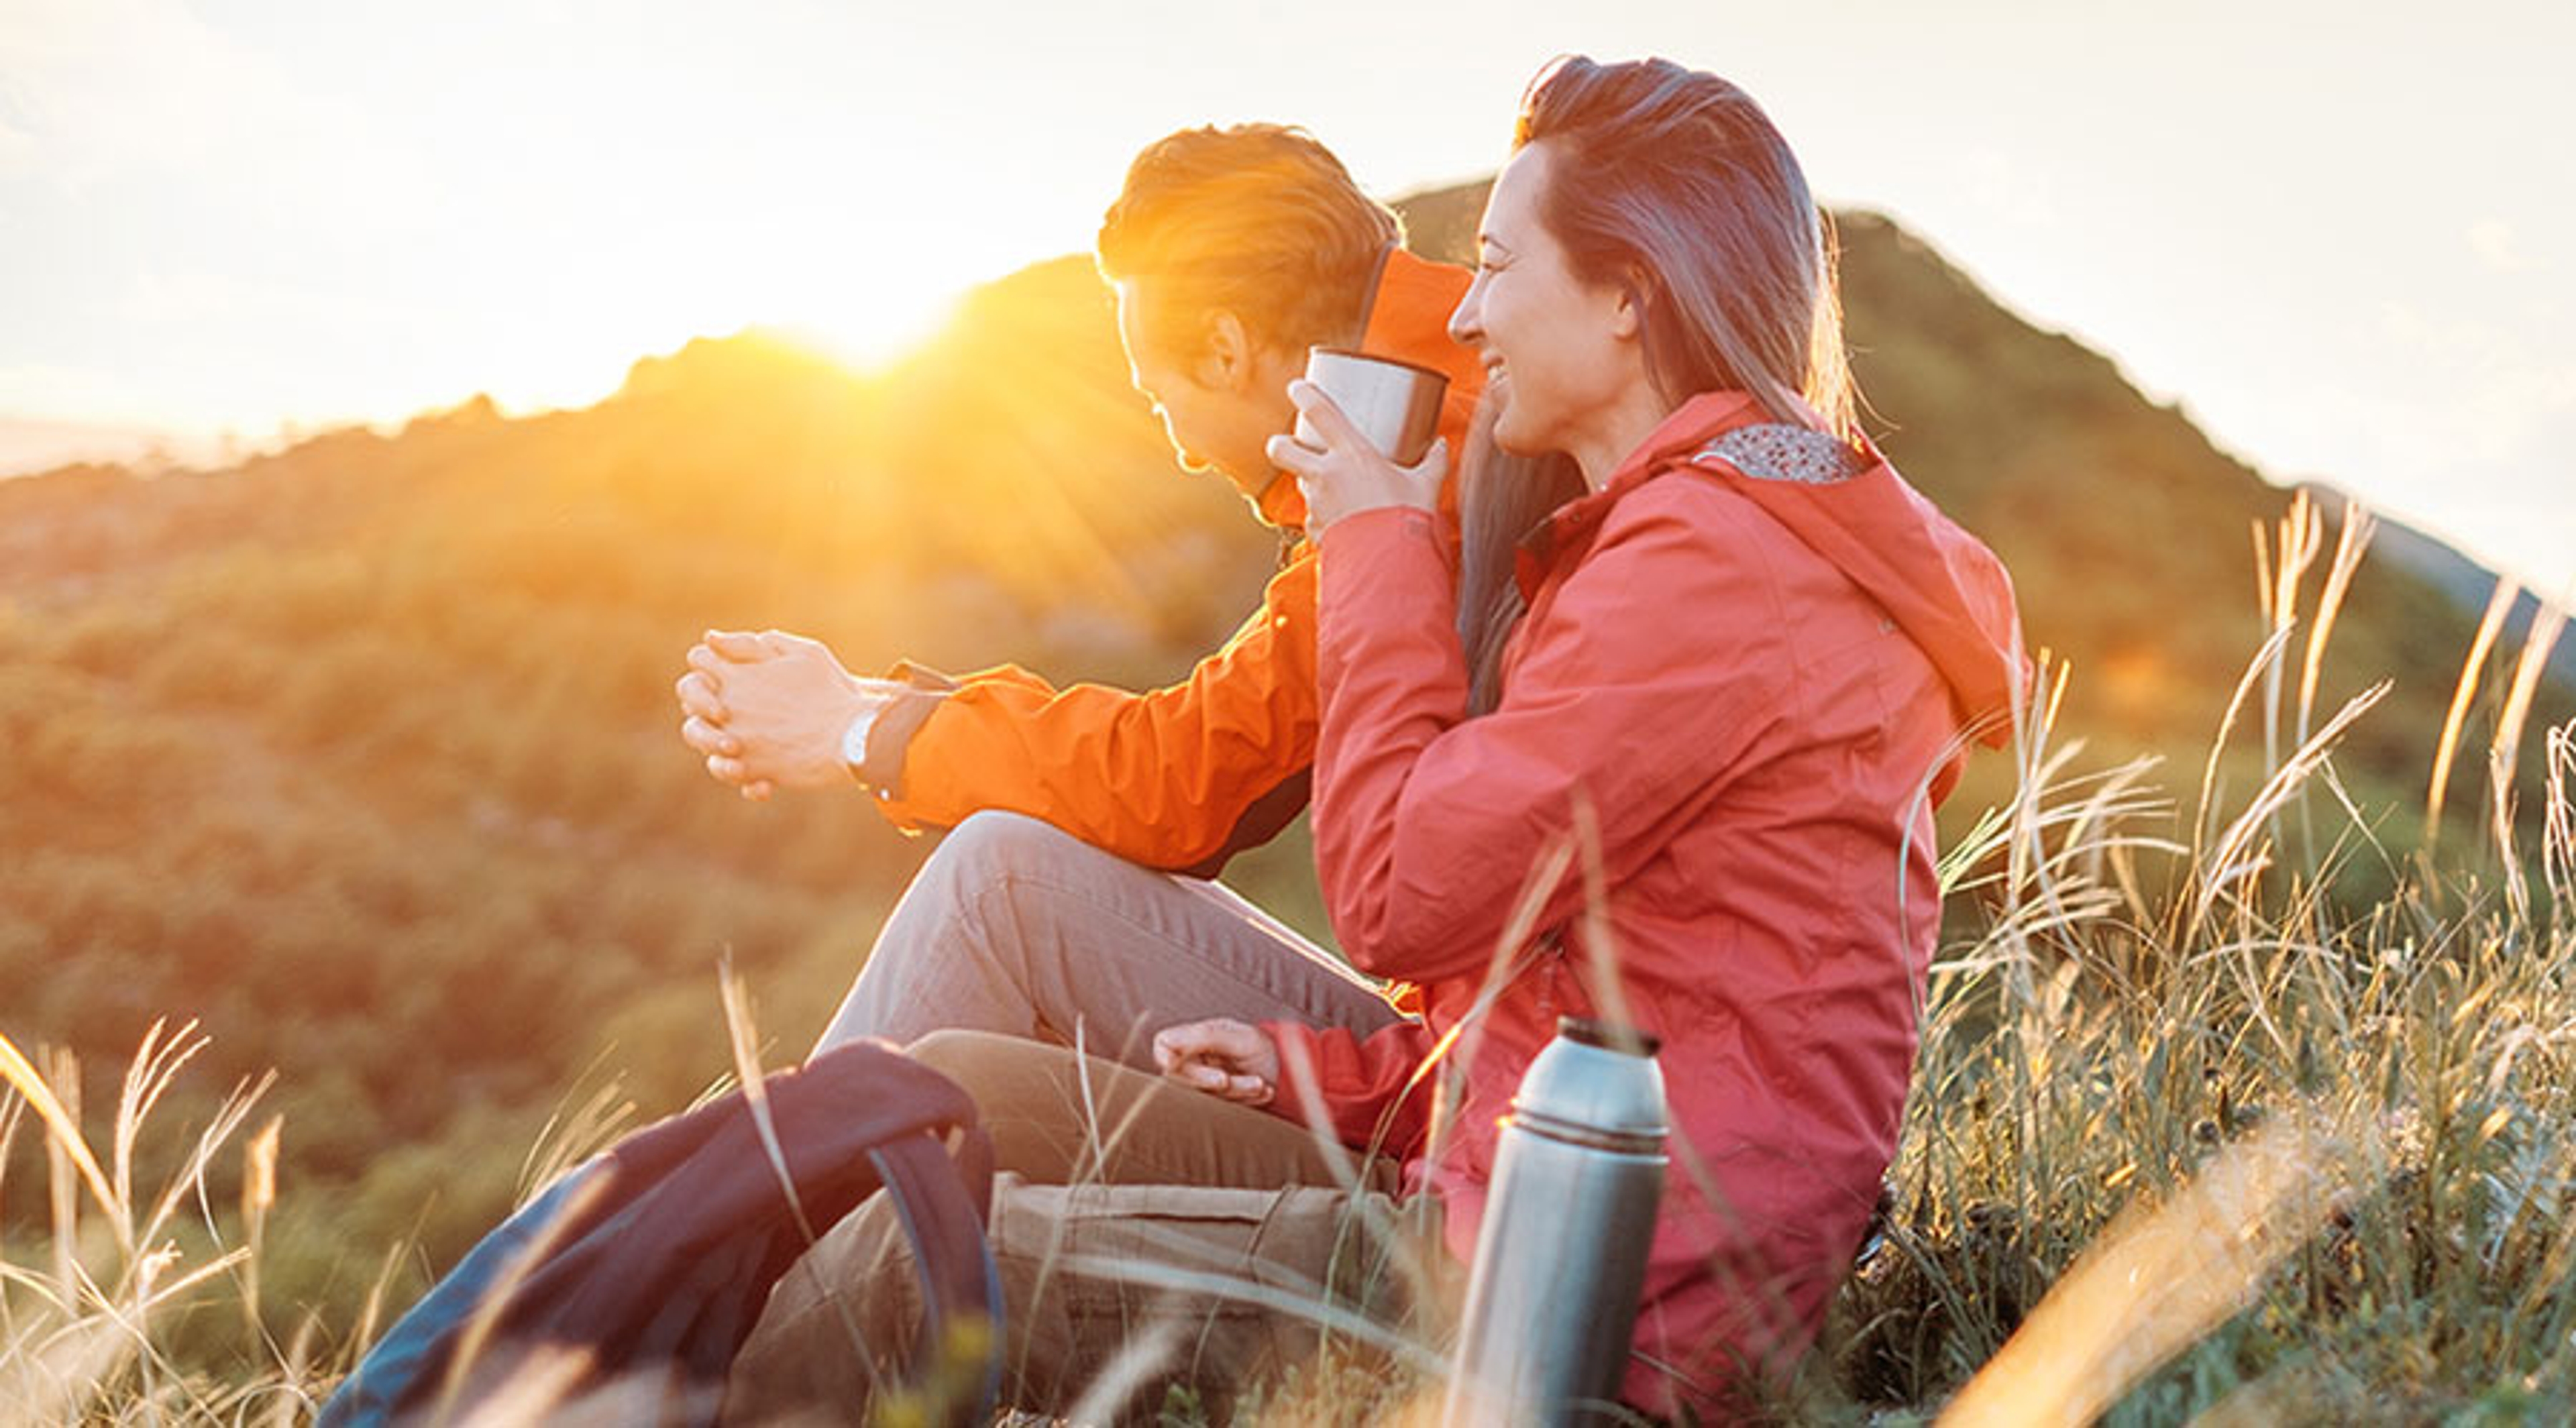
[904,1032,1106,1183]
[924,808,1081,888]
[906,1028,1047,1093]
[865,810,1082,972]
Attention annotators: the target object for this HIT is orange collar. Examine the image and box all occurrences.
[1358,248,1481,402]
[1256,468,1307,529]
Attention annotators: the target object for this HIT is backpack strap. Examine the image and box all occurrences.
[869,1128,1006,1421]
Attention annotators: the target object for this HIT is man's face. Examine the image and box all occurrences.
[1114,280,1297,502]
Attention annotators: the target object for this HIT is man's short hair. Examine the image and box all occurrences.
[1097,124,1402,362]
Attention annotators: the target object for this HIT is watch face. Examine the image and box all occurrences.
[841,709,874,779]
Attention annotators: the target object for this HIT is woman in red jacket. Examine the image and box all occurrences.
[1159,54,2023,1413]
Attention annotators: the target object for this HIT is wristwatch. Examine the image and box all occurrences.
[840,706,879,785]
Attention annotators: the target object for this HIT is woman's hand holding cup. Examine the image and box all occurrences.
[1266,376,1449,535]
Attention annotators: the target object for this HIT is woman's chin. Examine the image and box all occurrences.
[1490,422,1550,459]
[1485,386,1562,459]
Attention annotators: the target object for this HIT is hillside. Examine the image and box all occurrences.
[3,192,2568,1357]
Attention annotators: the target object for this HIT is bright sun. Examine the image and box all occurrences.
[792,277,969,373]
[443,243,981,431]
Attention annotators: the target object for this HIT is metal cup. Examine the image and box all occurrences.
[1294,347,1449,465]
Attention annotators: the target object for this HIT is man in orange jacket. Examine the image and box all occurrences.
[674,125,1482,1064]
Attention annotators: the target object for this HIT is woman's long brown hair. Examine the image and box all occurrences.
[1455,56,1854,715]
[1455,399,1584,716]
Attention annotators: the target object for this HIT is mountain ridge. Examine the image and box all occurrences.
[3,190,2566,1331]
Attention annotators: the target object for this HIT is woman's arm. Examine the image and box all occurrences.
[1155,1016,1438,1156]
[1260,1018,1440,1156]
[1312,489,1793,982]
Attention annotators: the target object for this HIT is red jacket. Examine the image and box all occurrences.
[1266,392,2022,1413]
[862,250,1482,875]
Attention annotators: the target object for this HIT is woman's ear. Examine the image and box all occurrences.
[1610,270,1650,342]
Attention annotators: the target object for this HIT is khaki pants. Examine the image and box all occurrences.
[724,1034,1454,1425]
[810,810,1405,1068]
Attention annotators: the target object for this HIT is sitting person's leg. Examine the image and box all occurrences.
[725,1034,1450,1425]
[811,810,1403,1068]
[903,1029,1402,1191]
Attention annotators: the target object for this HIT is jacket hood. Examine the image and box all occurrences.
[1541,391,2026,750]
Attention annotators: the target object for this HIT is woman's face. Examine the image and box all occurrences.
[1446,140,1642,461]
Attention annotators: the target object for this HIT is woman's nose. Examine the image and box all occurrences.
[1446,280,1483,347]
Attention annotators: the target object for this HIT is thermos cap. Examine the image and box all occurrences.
[1507,1019,1670,1145]
[1560,1014,1661,1058]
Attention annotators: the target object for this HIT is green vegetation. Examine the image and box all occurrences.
[1821,615,2576,1423]
[3,190,2571,1421]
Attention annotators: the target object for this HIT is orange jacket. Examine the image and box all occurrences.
[861,249,1483,875]
[1265,392,2023,1415]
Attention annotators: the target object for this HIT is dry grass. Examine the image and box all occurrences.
[8,495,2575,1424]
[0,1022,327,1425]
[1807,501,2576,1427]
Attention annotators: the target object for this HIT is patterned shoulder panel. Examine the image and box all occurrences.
[1691,423,1866,486]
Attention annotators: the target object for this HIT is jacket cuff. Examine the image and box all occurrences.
[883,659,962,694]
[1318,504,1440,566]
[1258,1018,1338,1131]
[861,686,949,795]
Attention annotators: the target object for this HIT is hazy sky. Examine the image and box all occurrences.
[3,0,2569,594]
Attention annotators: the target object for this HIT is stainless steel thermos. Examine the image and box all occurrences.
[1442,1015,1669,1427]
